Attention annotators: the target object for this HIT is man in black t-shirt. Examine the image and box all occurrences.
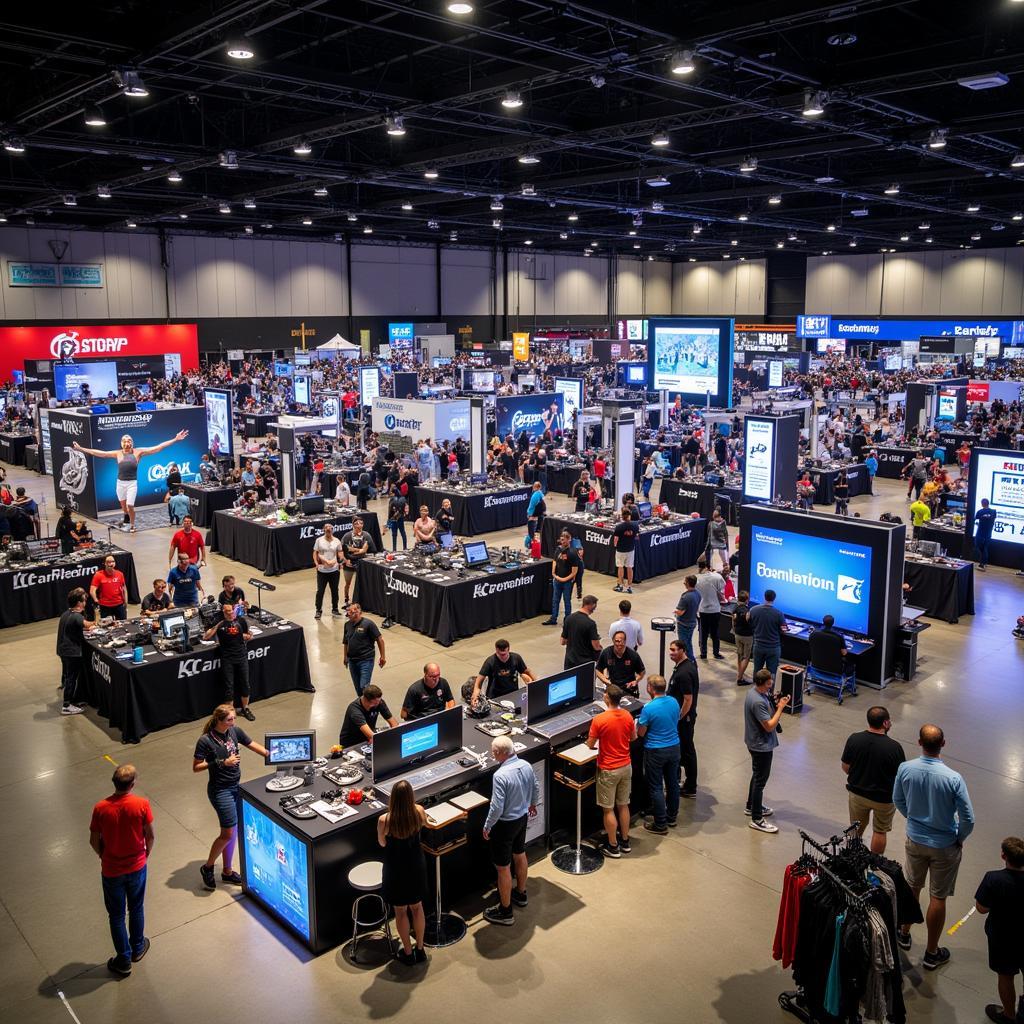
[974,836,1024,1024]
[342,603,386,696]
[401,663,456,719]
[612,508,638,593]
[341,519,376,607]
[339,684,398,746]
[667,640,699,797]
[217,574,247,611]
[140,579,171,617]
[571,471,594,512]
[203,605,255,721]
[471,639,535,704]
[544,530,581,625]
[596,631,646,695]
[841,705,906,854]
[56,587,94,714]
[561,596,602,670]
[809,615,849,672]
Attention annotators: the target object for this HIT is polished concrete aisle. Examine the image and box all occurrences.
[1,469,1021,1024]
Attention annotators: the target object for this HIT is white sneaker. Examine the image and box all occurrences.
[749,818,779,834]
[744,806,774,817]
[61,704,85,716]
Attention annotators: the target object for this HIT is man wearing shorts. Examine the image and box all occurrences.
[612,507,637,593]
[587,683,637,858]
[841,706,905,854]
[482,735,539,926]
[893,724,975,969]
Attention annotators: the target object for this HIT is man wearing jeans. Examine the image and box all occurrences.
[748,589,787,680]
[744,669,789,834]
[674,575,700,661]
[972,498,997,571]
[90,764,154,975]
[637,674,681,835]
[543,530,580,625]
[342,604,386,696]
[893,723,975,970]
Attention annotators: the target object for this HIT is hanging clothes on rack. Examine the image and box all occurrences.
[773,862,812,969]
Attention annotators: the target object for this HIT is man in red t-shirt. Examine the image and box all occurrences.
[167,516,206,567]
[90,764,155,975]
[90,555,128,621]
[586,683,637,858]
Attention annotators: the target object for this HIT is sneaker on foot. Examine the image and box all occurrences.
[625,587,633,594]
[619,837,632,853]
[666,818,678,828]
[896,931,912,951]
[541,619,559,626]
[613,584,623,592]
[61,704,85,715]
[749,818,779,834]
[107,957,131,976]
[221,870,243,885]
[984,1005,1014,1023]
[331,609,343,617]
[923,947,951,970]
[599,841,622,859]
[131,938,151,963]
[240,707,255,721]
[413,947,427,963]
[396,949,416,966]
[644,821,668,835]
[713,653,725,660]
[744,806,774,817]
[200,864,216,891]
[681,790,696,799]
[314,610,322,619]
[483,903,515,926]
[511,888,528,907]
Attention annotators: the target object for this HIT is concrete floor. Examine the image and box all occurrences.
[2,465,1021,1024]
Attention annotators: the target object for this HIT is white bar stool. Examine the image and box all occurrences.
[348,861,396,963]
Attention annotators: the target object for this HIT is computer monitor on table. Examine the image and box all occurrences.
[637,500,653,521]
[159,611,187,639]
[525,663,595,725]
[440,532,456,551]
[463,540,490,567]
[371,706,463,784]
[264,730,317,787]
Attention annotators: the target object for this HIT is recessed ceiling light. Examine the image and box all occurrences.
[447,2,473,13]
[490,197,504,211]
[927,128,947,149]
[3,136,25,153]
[1012,153,1024,169]
[628,230,637,236]
[179,213,188,220]
[501,90,523,109]
[849,240,857,247]
[424,168,439,179]
[730,239,738,246]
[918,222,930,230]
[967,202,981,212]
[518,153,540,165]
[385,115,406,136]
[739,155,757,173]
[971,232,982,241]
[646,175,671,187]
[826,223,836,232]
[363,225,373,234]
[117,69,148,97]
[167,168,182,183]
[802,89,826,117]
[84,105,106,127]
[219,150,239,169]
[401,201,413,211]
[925,236,934,243]
[737,212,749,221]
[884,183,900,195]
[219,203,231,214]
[633,243,641,249]
[776,241,784,249]
[669,50,695,75]
[524,239,533,245]
[301,217,313,225]
[567,211,579,221]
[294,138,312,155]
[347,212,358,222]
[243,198,256,209]
[126,220,137,228]
[900,234,910,241]
[651,130,670,147]
[768,194,781,205]
[314,186,328,197]
[62,195,77,207]
[226,40,255,60]
[97,186,111,199]
[590,241,599,248]
[827,32,857,46]
[244,225,254,234]
[1014,212,1023,221]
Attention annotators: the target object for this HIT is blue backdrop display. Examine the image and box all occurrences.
[203,388,233,457]
[241,800,311,940]
[748,525,873,634]
[495,393,564,439]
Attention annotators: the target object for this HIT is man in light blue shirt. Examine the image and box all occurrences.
[483,735,539,926]
[893,723,975,970]
[637,674,681,834]
[167,487,191,526]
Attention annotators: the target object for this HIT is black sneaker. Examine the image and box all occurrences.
[618,837,632,854]
[984,1006,1014,1023]
[511,888,528,907]
[314,610,322,620]
[331,609,343,617]
[221,870,243,885]
[644,821,668,835]
[599,840,622,858]
[107,957,131,976]
[896,930,912,951]
[923,947,951,970]
[396,949,416,966]
[200,864,216,891]
[666,818,678,828]
[713,653,725,660]
[413,947,427,964]
[130,938,151,963]
[240,707,255,722]
[483,903,515,926]
[541,619,559,626]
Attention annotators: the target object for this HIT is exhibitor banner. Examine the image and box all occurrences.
[495,393,564,439]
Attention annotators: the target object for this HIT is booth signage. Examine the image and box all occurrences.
[734,330,796,353]
[512,332,530,361]
[8,262,104,288]
[743,418,775,501]
[798,315,1024,343]
[388,322,414,348]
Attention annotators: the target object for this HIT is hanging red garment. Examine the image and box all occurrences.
[773,864,811,968]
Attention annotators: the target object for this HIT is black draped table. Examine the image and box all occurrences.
[0,548,139,629]
[545,462,586,496]
[79,614,313,743]
[810,463,871,505]
[919,522,967,559]
[24,444,39,472]
[242,412,277,439]
[0,432,34,466]
[658,478,743,523]
[209,509,382,576]
[938,431,981,464]
[319,467,362,500]
[903,556,974,624]
[539,514,706,582]
[355,553,552,647]
[872,445,932,479]
[183,483,239,527]
[409,483,531,536]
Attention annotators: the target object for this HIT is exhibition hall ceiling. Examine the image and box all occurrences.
[3,1,1024,259]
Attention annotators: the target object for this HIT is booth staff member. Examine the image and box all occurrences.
[471,639,535,704]
[748,589,788,680]
[401,663,455,719]
[312,522,343,619]
[342,604,386,696]
[91,555,129,621]
[571,471,593,512]
[341,518,375,606]
[168,517,206,567]
[543,530,580,625]
[203,604,255,720]
[57,588,94,715]
[561,595,602,670]
[973,498,997,571]
[140,580,171,617]
[612,508,637,593]
[167,554,204,608]
[217,576,247,611]
[339,685,398,747]
[667,639,700,798]
[596,631,646,695]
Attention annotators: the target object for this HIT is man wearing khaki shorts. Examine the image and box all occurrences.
[840,706,906,854]
[893,724,976,970]
[586,684,637,859]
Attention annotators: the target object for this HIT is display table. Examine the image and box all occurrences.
[242,412,277,439]
[809,463,870,505]
[938,430,981,463]
[319,467,363,500]
[871,445,932,479]
[355,553,552,646]
[0,432,34,466]
[0,548,139,629]
[545,461,587,497]
[918,522,968,560]
[182,483,238,527]
[409,483,531,536]
[79,614,313,743]
[540,513,706,582]
[903,555,974,624]
[209,509,382,576]
[658,478,743,523]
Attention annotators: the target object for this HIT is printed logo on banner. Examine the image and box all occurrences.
[472,574,535,599]
[91,651,111,683]
[383,413,423,431]
[585,530,611,545]
[50,417,85,436]
[448,414,469,433]
[12,563,98,590]
[386,577,420,599]
[49,329,128,358]
[299,522,354,540]
[148,461,192,483]
[178,645,269,679]
[483,493,528,508]
[744,419,776,500]
[650,527,692,546]
[837,575,864,604]
[676,488,700,500]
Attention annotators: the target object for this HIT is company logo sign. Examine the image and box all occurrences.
[447,414,469,433]
[91,651,112,683]
[650,527,692,547]
[13,563,100,589]
[386,576,420,599]
[49,329,128,359]
[798,315,830,337]
[388,322,414,345]
[472,574,535,599]
[511,410,544,433]
[50,417,85,436]
[483,492,528,508]
[744,418,776,500]
[799,315,1022,343]
[585,530,611,545]
[383,413,423,431]
[837,575,864,604]
[676,488,700,500]
[178,645,269,679]
[299,521,354,540]
[148,461,193,483]
[967,382,990,403]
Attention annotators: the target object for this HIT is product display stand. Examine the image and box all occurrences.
[551,744,602,875]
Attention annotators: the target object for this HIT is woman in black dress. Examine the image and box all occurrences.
[376,780,428,965]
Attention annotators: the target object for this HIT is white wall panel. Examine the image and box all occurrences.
[615,258,643,313]
[441,247,494,314]
[672,259,766,316]
[644,261,672,313]
[351,244,435,315]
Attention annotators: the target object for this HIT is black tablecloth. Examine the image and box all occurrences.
[242,412,277,439]
[209,510,382,576]
[658,478,743,523]
[919,523,967,559]
[540,515,707,581]
[938,431,981,463]
[409,484,531,536]
[24,444,39,472]
[810,464,870,505]
[872,446,931,479]
[79,617,313,742]
[0,549,139,629]
[0,433,34,466]
[545,463,586,496]
[183,484,239,527]
[355,557,552,647]
[903,558,974,624]
[320,468,362,500]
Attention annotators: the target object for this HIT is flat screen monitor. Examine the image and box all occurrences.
[264,731,316,767]
[914,540,941,558]
[626,363,647,385]
[359,366,381,407]
[12,370,24,386]
[747,524,872,634]
[462,369,495,392]
[937,393,957,420]
[371,706,463,782]
[293,375,311,406]
[440,532,456,550]
[526,663,596,724]
[204,387,233,457]
[159,612,187,638]
[108,401,136,414]
[432,356,452,367]
[967,448,1024,552]
[274,361,293,378]
[53,361,119,401]
[648,319,733,401]
[637,500,653,520]
[463,540,490,566]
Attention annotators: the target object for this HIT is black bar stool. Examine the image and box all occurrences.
[551,742,603,875]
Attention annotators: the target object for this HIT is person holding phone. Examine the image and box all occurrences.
[744,669,789,834]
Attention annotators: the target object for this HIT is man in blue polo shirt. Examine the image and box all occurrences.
[674,575,700,661]
[748,588,787,681]
[637,674,681,835]
[167,553,204,608]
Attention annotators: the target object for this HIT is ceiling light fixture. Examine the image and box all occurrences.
[219,203,231,214]
[650,201,664,212]
[925,236,934,243]
[261,222,273,229]
[884,183,900,195]
[447,2,474,13]
[423,168,439,179]
[84,105,106,127]
[226,39,255,60]
[559,232,568,240]
[918,221,930,230]
[628,230,637,236]
[167,168,182,183]
[501,90,523,109]
[363,225,373,234]
[219,150,239,169]
[521,184,536,196]
[739,154,757,173]
[1012,153,1024,169]
[788,232,798,241]
[244,225,254,235]
[927,128,947,149]
[62,195,77,207]
[849,240,857,247]
[243,197,256,209]
[776,241,784,249]
[179,213,188,220]
[347,212,358,222]
[646,175,671,187]
[427,219,439,229]
[401,201,413,211]
[900,234,910,241]
[730,239,738,246]
[737,212,749,221]
[117,69,148,97]
[524,239,533,245]
[1014,212,1023,221]
[567,211,579,221]
[125,220,137,228]
[518,152,540,165]
[3,136,25,153]
[802,89,826,117]
[992,223,1006,231]
[492,219,502,229]
[302,217,313,225]
[490,197,504,211]
[971,232,982,241]
[314,186,328,197]
[293,138,312,155]
[385,115,406,136]
[768,194,781,205]
[669,49,695,75]
[651,129,670,147]
[826,223,836,231]
[692,223,702,234]
[633,243,641,249]
[827,32,857,46]
[967,202,981,212]
[97,186,111,199]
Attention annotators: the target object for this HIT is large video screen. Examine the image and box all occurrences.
[203,388,233,457]
[53,361,118,402]
[748,525,873,634]
[647,318,733,402]
[496,393,564,439]
[241,801,310,940]
[553,378,583,428]
[293,374,311,406]
[969,450,1024,548]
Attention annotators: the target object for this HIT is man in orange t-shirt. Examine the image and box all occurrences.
[90,764,155,975]
[586,683,637,858]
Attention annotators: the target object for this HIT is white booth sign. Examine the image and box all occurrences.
[372,397,471,442]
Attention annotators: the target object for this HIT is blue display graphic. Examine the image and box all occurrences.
[970,452,1024,548]
[748,526,872,634]
[54,361,119,401]
[388,322,414,348]
[273,361,294,377]
[401,723,439,759]
[646,317,734,402]
[548,677,576,705]
[293,374,311,406]
[495,393,564,439]
[203,388,233,457]
[798,315,1024,344]
[241,801,310,940]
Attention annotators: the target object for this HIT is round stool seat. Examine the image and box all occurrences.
[348,861,384,891]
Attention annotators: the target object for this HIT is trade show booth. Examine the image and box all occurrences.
[371,397,471,443]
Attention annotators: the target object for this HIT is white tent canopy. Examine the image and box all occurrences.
[315,334,360,357]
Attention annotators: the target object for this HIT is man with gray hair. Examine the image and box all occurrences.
[482,735,540,926]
